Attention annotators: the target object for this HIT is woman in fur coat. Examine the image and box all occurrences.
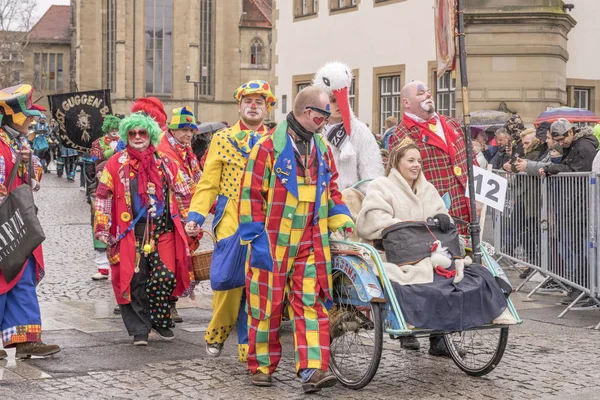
[356,140,514,356]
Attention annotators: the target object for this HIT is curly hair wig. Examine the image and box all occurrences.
[101,115,122,133]
[119,112,162,146]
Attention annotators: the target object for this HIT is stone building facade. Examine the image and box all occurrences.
[273,0,598,132]
[73,0,275,124]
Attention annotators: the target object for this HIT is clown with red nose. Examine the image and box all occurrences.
[313,62,384,192]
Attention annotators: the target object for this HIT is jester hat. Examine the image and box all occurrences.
[102,114,122,134]
[0,84,46,126]
[168,106,198,131]
[131,97,168,130]
[233,80,277,112]
[313,61,354,135]
[119,112,162,146]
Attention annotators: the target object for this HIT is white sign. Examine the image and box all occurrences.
[465,166,508,212]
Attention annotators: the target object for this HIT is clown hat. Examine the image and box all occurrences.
[0,84,47,126]
[233,80,277,112]
[313,62,354,135]
[131,97,168,130]
[169,106,198,131]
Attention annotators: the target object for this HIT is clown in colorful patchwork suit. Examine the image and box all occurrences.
[89,114,122,281]
[158,106,202,326]
[0,84,60,359]
[239,86,354,394]
[94,113,191,345]
[185,80,276,361]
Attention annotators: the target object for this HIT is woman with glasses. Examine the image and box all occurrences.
[94,112,192,346]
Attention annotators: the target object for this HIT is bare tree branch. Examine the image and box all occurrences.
[0,0,38,87]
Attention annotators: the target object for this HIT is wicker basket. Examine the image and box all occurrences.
[192,231,216,281]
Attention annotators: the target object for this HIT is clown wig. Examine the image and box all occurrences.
[101,114,122,133]
[119,112,162,146]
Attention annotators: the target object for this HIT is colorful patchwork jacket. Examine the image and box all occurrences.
[239,121,352,319]
[186,121,265,240]
[93,149,192,304]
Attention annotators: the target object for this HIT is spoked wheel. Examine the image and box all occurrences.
[444,327,509,377]
[329,272,383,389]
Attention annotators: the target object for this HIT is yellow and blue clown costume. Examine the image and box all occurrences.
[186,80,275,361]
[239,119,353,377]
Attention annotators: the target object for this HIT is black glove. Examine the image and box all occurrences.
[434,213,452,232]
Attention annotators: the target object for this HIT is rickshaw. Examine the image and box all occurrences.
[327,234,522,389]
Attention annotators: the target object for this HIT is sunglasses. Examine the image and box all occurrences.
[127,129,149,138]
[305,106,331,120]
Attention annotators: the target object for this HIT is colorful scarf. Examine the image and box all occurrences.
[166,131,200,178]
[126,145,164,206]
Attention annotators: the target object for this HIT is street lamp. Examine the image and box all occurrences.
[186,65,199,118]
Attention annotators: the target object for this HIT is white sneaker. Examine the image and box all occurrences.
[206,342,223,357]
[91,272,109,280]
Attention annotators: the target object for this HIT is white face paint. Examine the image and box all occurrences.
[420,99,435,113]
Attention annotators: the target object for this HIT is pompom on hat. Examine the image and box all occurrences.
[168,106,198,131]
[313,61,354,135]
[131,97,168,130]
[233,80,277,112]
[102,114,123,134]
[119,112,162,146]
[0,84,46,126]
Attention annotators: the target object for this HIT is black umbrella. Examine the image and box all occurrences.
[197,121,227,135]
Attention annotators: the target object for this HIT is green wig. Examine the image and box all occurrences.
[119,112,162,146]
[102,115,122,134]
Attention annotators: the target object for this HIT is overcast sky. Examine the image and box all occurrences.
[35,0,70,22]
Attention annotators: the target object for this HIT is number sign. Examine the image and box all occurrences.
[465,166,508,212]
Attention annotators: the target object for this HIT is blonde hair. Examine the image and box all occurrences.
[384,116,398,129]
[385,137,420,176]
[519,128,536,139]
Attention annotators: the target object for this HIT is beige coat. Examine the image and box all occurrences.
[356,168,450,285]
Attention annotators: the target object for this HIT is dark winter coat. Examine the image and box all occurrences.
[546,135,598,175]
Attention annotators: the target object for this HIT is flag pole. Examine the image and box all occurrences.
[456,0,482,263]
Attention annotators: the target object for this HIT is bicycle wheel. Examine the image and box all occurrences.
[329,272,383,389]
[444,327,509,377]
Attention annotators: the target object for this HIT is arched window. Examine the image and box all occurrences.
[250,39,263,65]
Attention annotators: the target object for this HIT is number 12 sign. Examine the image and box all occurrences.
[465,166,508,212]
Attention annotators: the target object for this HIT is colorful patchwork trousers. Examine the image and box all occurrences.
[247,200,330,375]
[0,257,42,347]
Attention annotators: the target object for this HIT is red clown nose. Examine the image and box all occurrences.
[333,87,352,136]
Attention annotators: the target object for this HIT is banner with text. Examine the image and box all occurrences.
[48,90,112,153]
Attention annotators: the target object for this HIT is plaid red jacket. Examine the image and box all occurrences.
[389,114,476,233]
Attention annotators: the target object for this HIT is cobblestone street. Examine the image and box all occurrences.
[1,173,600,399]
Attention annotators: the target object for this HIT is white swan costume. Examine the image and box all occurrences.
[313,62,384,192]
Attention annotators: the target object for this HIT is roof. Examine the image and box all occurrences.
[240,0,272,29]
[28,5,71,43]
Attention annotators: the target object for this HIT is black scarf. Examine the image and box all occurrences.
[286,112,313,143]
[286,112,314,168]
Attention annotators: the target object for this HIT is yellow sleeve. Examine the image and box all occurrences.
[187,131,225,224]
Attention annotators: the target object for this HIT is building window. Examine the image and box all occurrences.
[436,71,456,118]
[145,0,173,95]
[33,52,63,91]
[332,0,357,10]
[295,0,318,17]
[379,75,401,134]
[105,0,117,92]
[573,88,591,110]
[250,39,263,65]
[349,79,356,111]
[199,0,213,96]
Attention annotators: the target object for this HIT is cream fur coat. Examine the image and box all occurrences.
[356,168,450,285]
[324,117,384,192]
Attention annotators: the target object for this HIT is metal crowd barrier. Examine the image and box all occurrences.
[490,170,599,329]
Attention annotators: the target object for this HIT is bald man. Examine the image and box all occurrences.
[239,86,353,392]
